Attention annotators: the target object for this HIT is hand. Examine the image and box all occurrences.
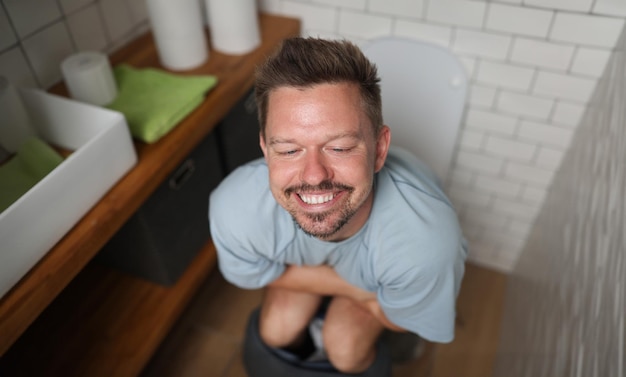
[362,298,407,332]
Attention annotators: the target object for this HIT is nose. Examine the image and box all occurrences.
[301,150,331,186]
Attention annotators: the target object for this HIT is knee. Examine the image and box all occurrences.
[258,303,312,348]
[324,332,377,373]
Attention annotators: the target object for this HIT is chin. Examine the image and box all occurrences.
[292,211,351,240]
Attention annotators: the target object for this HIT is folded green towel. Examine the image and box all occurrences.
[107,64,218,144]
[0,137,63,213]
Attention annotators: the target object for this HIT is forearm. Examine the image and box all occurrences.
[269,265,406,332]
[269,264,374,302]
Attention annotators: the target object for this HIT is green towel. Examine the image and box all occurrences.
[0,137,63,213]
[107,64,218,143]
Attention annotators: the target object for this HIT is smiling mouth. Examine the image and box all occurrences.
[298,193,336,205]
[285,181,353,206]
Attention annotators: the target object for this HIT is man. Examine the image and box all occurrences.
[209,37,467,374]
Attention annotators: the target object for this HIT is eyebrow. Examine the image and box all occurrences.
[268,132,362,146]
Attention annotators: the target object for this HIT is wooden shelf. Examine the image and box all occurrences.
[0,13,300,375]
[1,242,216,376]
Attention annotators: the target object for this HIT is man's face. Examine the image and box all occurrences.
[260,83,390,241]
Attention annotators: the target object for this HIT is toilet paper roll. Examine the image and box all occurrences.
[0,77,36,153]
[147,0,209,71]
[206,0,261,55]
[61,51,118,106]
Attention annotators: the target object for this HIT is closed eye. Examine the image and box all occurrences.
[329,147,354,153]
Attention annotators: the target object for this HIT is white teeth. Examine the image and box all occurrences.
[300,193,335,204]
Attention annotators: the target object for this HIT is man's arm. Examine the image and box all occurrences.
[269,264,406,332]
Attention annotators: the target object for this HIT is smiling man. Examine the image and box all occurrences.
[209,37,467,375]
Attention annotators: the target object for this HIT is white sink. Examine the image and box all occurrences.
[0,89,137,299]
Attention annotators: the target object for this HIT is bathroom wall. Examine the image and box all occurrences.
[493,20,626,377]
[1,0,625,272]
[0,0,150,88]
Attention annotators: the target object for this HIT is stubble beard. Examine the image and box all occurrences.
[283,180,362,239]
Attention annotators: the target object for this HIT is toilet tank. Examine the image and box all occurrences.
[363,37,467,183]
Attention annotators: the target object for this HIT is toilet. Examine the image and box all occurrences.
[242,37,468,376]
[362,37,467,183]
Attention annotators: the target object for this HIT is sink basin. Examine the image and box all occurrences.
[0,89,137,299]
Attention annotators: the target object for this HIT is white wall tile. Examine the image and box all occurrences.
[487,230,529,257]
[448,167,475,188]
[449,187,493,208]
[484,134,537,161]
[0,47,38,87]
[459,128,486,150]
[458,56,477,78]
[426,0,486,29]
[457,150,505,174]
[66,4,108,51]
[517,120,574,149]
[394,20,452,47]
[21,22,74,88]
[497,91,554,120]
[593,0,626,17]
[465,207,510,229]
[127,0,149,24]
[476,60,535,91]
[508,218,533,238]
[492,196,542,220]
[0,6,17,51]
[453,29,511,60]
[524,0,593,12]
[489,250,519,272]
[535,146,565,170]
[475,174,523,198]
[4,0,62,38]
[282,2,338,33]
[468,84,497,107]
[486,4,553,38]
[368,0,424,19]
[313,0,367,11]
[510,38,575,70]
[505,161,554,186]
[552,101,586,127]
[338,10,392,39]
[58,0,93,15]
[533,71,597,102]
[571,47,612,78]
[550,13,625,48]
[508,214,533,235]
[521,185,548,204]
[465,108,518,135]
[99,0,133,42]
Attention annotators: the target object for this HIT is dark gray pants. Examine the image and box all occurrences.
[242,308,392,377]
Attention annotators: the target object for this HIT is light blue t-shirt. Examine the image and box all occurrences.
[208,147,467,342]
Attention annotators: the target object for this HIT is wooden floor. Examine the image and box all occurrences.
[140,263,508,377]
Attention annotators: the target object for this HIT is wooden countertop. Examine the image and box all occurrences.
[0,13,300,358]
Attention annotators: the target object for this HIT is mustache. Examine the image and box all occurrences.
[284,180,353,196]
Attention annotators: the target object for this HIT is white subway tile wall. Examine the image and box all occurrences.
[495,23,626,375]
[1,0,625,272]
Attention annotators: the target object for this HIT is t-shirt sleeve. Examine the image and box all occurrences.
[374,208,467,343]
[376,247,464,343]
[208,162,286,289]
[210,219,285,289]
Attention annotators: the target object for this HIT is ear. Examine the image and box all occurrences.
[374,125,391,172]
[259,132,268,159]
